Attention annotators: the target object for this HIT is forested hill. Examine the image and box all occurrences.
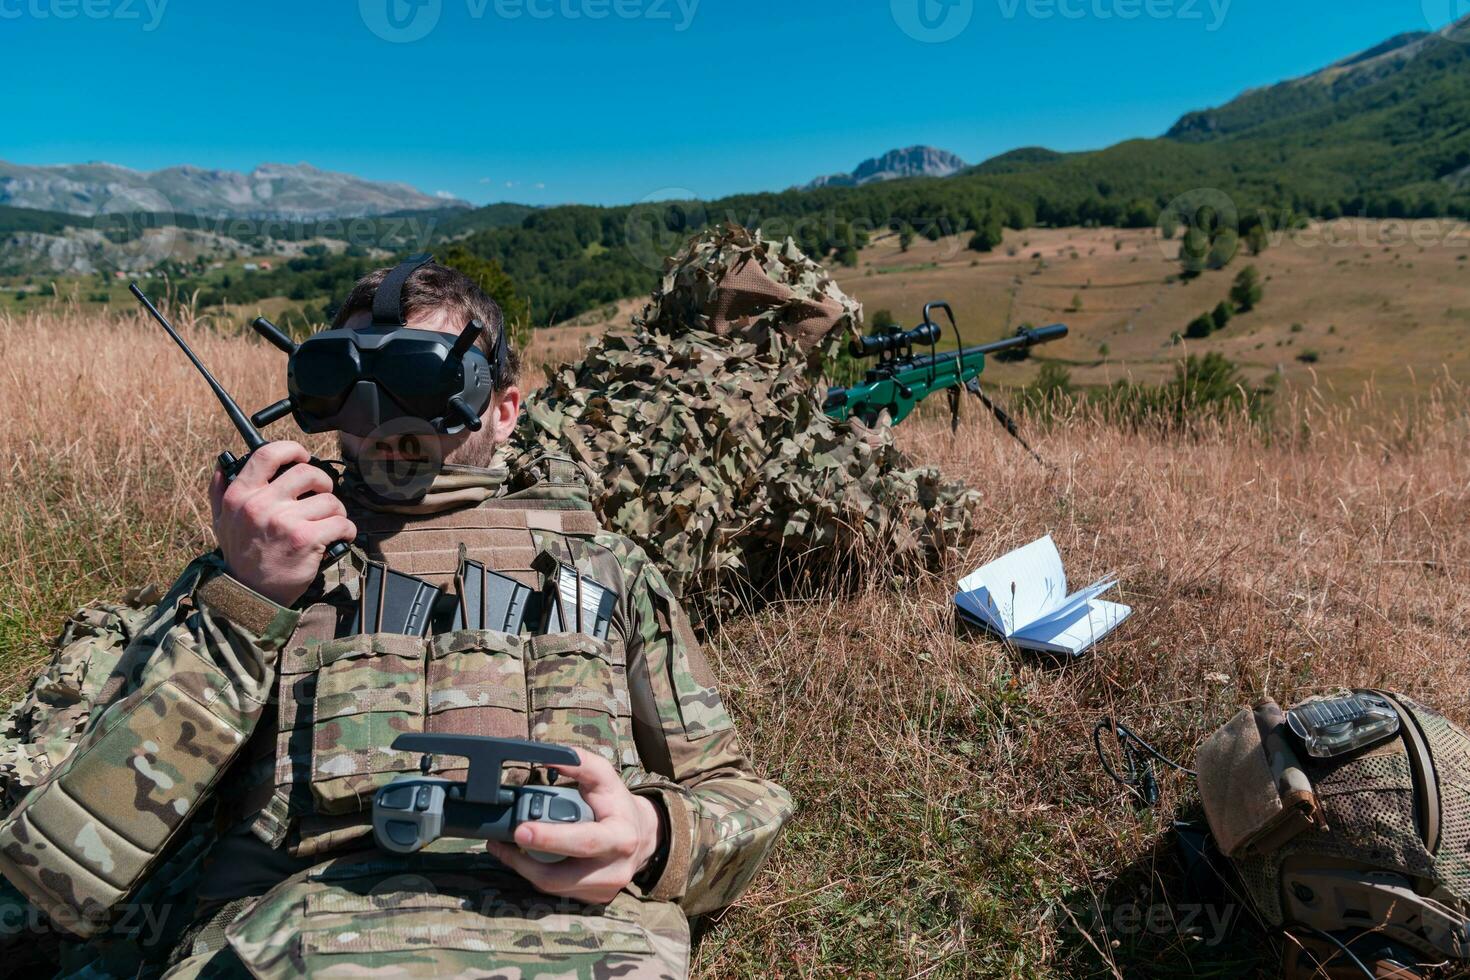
[401,13,1470,323]
[1165,27,1449,141]
[83,14,1470,327]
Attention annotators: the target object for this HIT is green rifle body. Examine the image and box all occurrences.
[823,321,1068,426]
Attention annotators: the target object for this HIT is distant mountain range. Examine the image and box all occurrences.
[803,146,968,190]
[0,160,468,220]
[11,14,1470,311]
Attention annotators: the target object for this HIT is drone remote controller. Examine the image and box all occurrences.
[373,734,593,862]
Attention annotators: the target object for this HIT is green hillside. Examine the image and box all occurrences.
[1165,29,1438,140]
[391,14,1470,320]
[43,15,1470,326]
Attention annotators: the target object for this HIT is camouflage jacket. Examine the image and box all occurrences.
[0,458,793,968]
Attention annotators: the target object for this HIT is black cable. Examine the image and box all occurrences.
[1093,718,1196,807]
[1288,925,1377,980]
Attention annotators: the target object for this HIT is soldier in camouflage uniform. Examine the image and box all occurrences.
[511,224,981,616]
[0,261,793,978]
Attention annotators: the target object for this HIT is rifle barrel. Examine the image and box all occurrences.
[900,323,1068,371]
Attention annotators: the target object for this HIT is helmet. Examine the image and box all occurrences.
[1196,691,1470,975]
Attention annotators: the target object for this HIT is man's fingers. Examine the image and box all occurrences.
[485,842,617,903]
[284,492,348,524]
[514,817,636,861]
[485,841,570,890]
[262,462,335,501]
[295,516,356,553]
[546,749,620,798]
[232,442,310,491]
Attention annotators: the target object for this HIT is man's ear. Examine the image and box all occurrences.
[490,385,522,444]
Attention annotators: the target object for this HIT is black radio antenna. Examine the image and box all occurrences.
[129,283,266,453]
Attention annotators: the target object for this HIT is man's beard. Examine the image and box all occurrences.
[338,424,503,473]
[443,426,503,468]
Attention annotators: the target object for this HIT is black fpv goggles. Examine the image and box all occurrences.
[250,254,506,438]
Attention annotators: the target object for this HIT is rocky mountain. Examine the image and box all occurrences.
[804,146,968,190]
[0,160,468,220]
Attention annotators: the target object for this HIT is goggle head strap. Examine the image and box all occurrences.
[489,313,508,391]
[371,253,435,327]
[371,252,508,390]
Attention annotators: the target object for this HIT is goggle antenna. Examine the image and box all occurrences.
[130,284,267,452]
[450,319,484,359]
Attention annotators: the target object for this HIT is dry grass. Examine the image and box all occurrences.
[696,384,1470,977]
[808,220,1470,405]
[5,302,1470,977]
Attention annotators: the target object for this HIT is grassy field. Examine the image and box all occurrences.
[558,219,1470,407]
[4,301,1470,977]
[829,220,1470,403]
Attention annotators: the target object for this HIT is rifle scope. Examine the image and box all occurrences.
[850,320,943,358]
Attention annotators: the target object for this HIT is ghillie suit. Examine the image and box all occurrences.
[511,224,981,616]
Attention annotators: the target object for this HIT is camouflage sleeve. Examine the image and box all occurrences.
[0,586,164,816]
[0,555,298,936]
[621,552,793,916]
[71,554,300,718]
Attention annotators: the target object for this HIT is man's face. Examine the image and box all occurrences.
[336,307,522,470]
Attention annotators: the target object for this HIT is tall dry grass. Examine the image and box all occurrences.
[0,306,602,691]
[4,303,1470,976]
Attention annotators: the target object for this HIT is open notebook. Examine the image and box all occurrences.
[954,535,1131,656]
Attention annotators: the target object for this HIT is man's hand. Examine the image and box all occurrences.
[486,750,663,906]
[209,441,356,608]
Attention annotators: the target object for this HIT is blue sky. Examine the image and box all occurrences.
[2,0,1462,207]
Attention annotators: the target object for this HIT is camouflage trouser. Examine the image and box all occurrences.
[163,853,690,980]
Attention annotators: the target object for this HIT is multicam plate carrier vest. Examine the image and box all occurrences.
[0,457,793,980]
[248,478,644,857]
